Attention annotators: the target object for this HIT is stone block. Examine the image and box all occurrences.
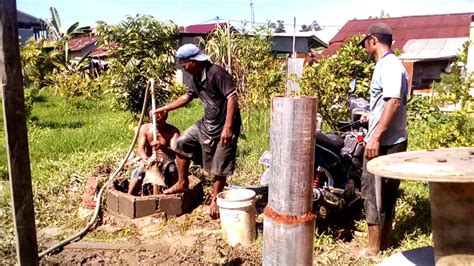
[158,175,204,216]
[118,192,136,218]
[134,196,158,218]
[106,188,120,213]
[105,175,204,219]
[159,195,183,216]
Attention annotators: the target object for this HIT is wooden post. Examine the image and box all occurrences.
[0,0,39,264]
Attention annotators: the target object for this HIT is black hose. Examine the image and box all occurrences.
[38,81,152,259]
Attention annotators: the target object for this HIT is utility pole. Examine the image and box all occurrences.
[0,0,39,265]
[250,0,255,27]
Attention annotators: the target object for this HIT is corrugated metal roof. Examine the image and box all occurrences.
[323,12,472,58]
[89,43,120,57]
[267,32,328,47]
[399,37,468,60]
[17,10,41,24]
[17,10,43,28]
[179,22,229,34]
[68,36,98,52]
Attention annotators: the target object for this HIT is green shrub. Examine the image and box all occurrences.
[199,26,286,111]
[96,15,179,114]
[45,69,100,99]
[20,39,62,88]
[299,36,373,131]
[408,41,473,150]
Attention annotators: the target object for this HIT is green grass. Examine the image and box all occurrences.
[0,91,269,261]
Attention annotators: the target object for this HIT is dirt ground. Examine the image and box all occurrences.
[40,202,264,265]
[38,186,381,265]
[39,206,383,265]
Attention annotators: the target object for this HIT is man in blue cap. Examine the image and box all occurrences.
[155,44,241,219]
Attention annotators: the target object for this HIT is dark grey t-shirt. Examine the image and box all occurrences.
[185,63,241,137]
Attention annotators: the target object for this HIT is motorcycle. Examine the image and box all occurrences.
[259,95,369,226]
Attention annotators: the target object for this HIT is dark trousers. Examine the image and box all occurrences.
[361,140,408,225]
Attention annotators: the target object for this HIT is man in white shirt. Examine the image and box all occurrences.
[352,22,409,257]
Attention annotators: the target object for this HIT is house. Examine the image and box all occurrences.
[323,13,473,96]
[67,33,98,62]
[17,10,48,45]
[178,22,231,46]
[179,22,327,58]
[270,31,327,58]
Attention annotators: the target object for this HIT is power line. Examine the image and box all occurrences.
[195,17,341,28]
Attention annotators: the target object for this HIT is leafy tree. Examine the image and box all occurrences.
[197,24,238,73]
[20,38,62,88]
[276,20,286,33]
[200,26,285,109]
[95,15,179,113]
[408,41,473,149]
[300,20,323,32]
[299,36,374,130]
[269,20,286,33]
[368,9,391,19]
[46,68,101,99]
[434,41,473,112]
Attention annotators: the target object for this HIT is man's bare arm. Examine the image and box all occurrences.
[220,93,238,145]
[365,98,401,159]
[156,94,193,115]
[136,125,150,161]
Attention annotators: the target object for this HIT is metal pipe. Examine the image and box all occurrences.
[263,96,317,266]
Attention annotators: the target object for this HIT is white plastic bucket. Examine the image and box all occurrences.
[216,189,257,246]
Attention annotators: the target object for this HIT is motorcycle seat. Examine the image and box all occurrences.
[315,132,345,154]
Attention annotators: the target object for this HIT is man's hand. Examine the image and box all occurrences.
[360,111,370,124]
[154,105,168,117]
[210,200,220,219]
[220,126,232,146]
[364,137,380,160]
[150,140,160,151]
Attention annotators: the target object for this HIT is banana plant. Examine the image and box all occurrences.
[44,7,88,64]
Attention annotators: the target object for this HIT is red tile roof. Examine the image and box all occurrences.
[323,13,473,57]
[68,36,98,52]
[179,22,229,34]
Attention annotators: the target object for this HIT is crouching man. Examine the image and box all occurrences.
[128,107,180,196]
[155,44,241,219]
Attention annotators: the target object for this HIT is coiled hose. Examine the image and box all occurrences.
[38,80,153,259]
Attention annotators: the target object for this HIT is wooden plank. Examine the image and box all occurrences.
[44,241,162,252]
[0,0,39,264]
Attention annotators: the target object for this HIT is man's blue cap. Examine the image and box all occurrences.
[176,44,210,61]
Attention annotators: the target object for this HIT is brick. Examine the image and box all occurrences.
[159,175,204,216]
[159,194,183,216]
[183,176,204,213]
[82,177,98,207]
[107,175,204,219]
[105,189,120,213]
[135,196,158,218]
[118,192,136,218]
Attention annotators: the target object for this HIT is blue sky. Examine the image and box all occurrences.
[17,0,474,31]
